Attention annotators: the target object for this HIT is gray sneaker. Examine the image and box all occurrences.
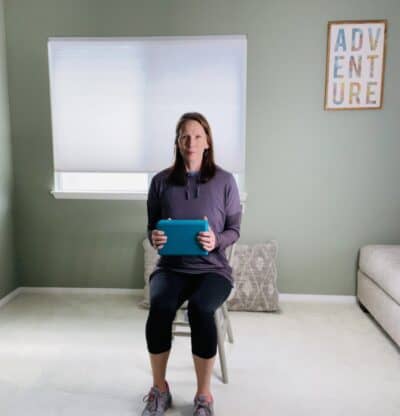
[141,383,172,416]
[193,395,214,416]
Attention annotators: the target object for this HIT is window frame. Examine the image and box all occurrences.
[48,35,247,204]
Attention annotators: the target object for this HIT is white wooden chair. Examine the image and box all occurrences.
[171,244,236,384]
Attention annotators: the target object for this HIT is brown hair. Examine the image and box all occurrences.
[167,112,216,186]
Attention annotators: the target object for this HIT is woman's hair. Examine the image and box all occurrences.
[167,112,216,186]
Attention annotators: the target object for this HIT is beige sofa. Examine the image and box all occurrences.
[357,245,400,348]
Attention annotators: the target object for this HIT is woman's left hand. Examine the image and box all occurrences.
[197,216,216,252]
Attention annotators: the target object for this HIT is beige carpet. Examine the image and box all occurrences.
[0,293,399,415]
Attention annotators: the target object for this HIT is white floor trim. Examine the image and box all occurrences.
[0,286,356,309]
[0,287,21,308]
[19,287,144,295]
[280,293,356,303]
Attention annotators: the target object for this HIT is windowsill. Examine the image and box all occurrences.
[50,189,248,204]
[50,190,148,200]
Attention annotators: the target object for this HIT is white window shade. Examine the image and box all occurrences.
[48,36,247,174]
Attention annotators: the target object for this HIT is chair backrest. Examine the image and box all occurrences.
[225,243,236,268]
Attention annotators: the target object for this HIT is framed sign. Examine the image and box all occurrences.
[324,20,387,110]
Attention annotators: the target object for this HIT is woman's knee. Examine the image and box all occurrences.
[187,298,216,317]
[149,294,178,318]
[187,301,216,328]
[188,303,218,358]
[146,295,178,351]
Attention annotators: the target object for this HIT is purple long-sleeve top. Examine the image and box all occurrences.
[147,165,242,286]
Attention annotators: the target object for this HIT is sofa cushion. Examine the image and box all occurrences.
[359,245,400,304]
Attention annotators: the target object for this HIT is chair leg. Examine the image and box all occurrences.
[221,303,234,344]
[171,310,179,340]
[172,322,175,340]
[215,310,229,384]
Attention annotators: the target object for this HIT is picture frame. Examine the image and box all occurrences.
[324,20,387,110]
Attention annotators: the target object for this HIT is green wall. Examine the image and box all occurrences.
[4,0,400,294]
[0,0,16,299]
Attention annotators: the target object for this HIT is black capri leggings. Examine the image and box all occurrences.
[145,269,232,359]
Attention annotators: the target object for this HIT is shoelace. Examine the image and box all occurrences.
[194,398,213,416]
[142,389,160,412]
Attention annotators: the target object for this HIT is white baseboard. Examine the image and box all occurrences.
[280,293,356,303]
[0,287,144,309]
[19,287,144,295]
[0,287,22,308]
[1,286,356,309]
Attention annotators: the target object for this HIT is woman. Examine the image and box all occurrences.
[142,112,241,416]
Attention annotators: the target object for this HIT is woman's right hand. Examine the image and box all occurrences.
[151,229,167,250]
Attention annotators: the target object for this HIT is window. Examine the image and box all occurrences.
[48,36,247,200]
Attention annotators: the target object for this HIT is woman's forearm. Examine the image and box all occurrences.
[215,212,241,250]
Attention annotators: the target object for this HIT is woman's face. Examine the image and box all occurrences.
[177,120,210,168]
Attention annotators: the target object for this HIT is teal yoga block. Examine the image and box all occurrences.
[156,219,209,256]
